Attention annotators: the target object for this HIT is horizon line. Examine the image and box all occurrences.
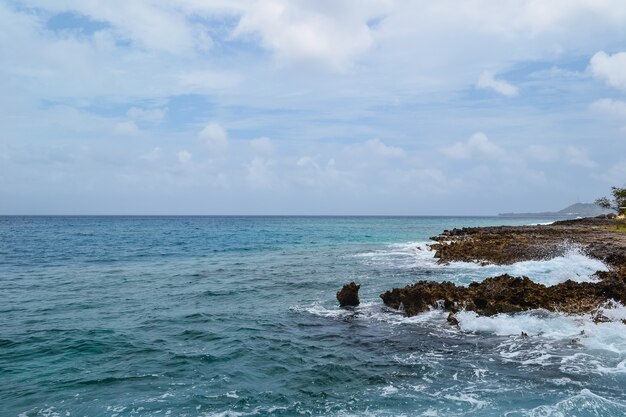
[0,213,572,218]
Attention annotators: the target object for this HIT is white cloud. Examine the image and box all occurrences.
[26,1,209,54]
[296,156,319,169]
[199,122,228,154]
[590,51,626,91]
[4,0,626,103]
[115,120,140,135]
[525,144,559,162]
[441,132,505,160]
[590,98,626,118]
[127,107,166,124]
[232,0,377,71]
[246,157,275,189]
[363,138,405,158]
[528,66,585,80]
[175,70,241,92]
[249,137,274,155]
[140,147,161,161]
[293,156,355,189]
[566,146,596,168]
[477,71,519,96]
[177,150,192,164]
[5,1,626,214]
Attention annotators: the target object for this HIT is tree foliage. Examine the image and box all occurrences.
[595,186,626,214]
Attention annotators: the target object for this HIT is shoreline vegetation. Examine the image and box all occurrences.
[340,216,626,324]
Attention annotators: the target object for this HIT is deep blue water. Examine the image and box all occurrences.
[1,216,625,417]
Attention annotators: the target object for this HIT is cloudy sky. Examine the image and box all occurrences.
[1,0,626,215]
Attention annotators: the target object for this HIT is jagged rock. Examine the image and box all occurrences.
[592,313,611,324]
[447,313,459,326]
[376,217,626,321]
[337,282,360,307]
[380,273,626,317]
[428,217,626,268]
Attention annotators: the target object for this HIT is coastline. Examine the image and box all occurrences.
[378,216,626,321]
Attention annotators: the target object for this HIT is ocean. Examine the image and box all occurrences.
[1,216,625,417]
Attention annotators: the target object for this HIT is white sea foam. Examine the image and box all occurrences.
[18,407,62,417]
[291,301,450,327]
[200,411,247,417]
[289,302,354,319]
[456,310,582,338]
[303,239,623,379]
[453,246,608,286]
[355,242,440,269]
[380,384,399,396]
[505,389,626,417]
[443,393,489,411]
[457,304,626,341]
[295,299,626,355]
[200,405,289,417]
[358,241,607,286]
[455,304,626,375]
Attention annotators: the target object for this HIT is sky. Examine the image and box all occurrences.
[1,0,626,215]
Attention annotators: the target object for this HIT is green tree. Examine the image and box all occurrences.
[595,186,626,214]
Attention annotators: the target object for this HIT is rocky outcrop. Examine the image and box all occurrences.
[337,282,360,307]
[380,217,626,320]
[380,273,626,317]
[429,217,626,274]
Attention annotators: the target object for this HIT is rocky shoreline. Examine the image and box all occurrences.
[341,217,626,323]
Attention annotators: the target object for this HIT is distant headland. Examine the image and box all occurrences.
[499,203,611,218]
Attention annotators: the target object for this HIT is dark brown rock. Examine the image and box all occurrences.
[447,313,459,326]
[378,217,626,321]
[337,282,360,307]
[380,273,626,317]
[429,217,626,271]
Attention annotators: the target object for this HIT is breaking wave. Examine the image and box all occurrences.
[356,242,608,286]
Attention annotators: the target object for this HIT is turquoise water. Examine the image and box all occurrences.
[1,216,625,417]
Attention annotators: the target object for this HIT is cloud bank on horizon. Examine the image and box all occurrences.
[1,0,626,214]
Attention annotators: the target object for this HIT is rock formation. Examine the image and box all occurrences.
[337,282,360,307]
[380,273,626,317]
[429,217,626,274]
[379,217,626,320]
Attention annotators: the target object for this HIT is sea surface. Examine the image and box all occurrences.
[1,216,625,417]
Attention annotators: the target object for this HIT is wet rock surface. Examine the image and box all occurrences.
[337,282,360,307]
[380,217,626,319]
[381,273,626,317]
[429,217,626,274]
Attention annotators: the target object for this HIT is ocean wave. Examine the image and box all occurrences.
[451,245,608,286]
[356,241,607,286]
[294,300,625,340]
[194,405,290,417]
[459,305,625,347]
[505,389,626,417]
[354,241,441,269]
[290,301,450,327]
[293,298,626,378]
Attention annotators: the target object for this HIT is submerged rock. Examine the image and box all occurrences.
[337,282,360,307]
